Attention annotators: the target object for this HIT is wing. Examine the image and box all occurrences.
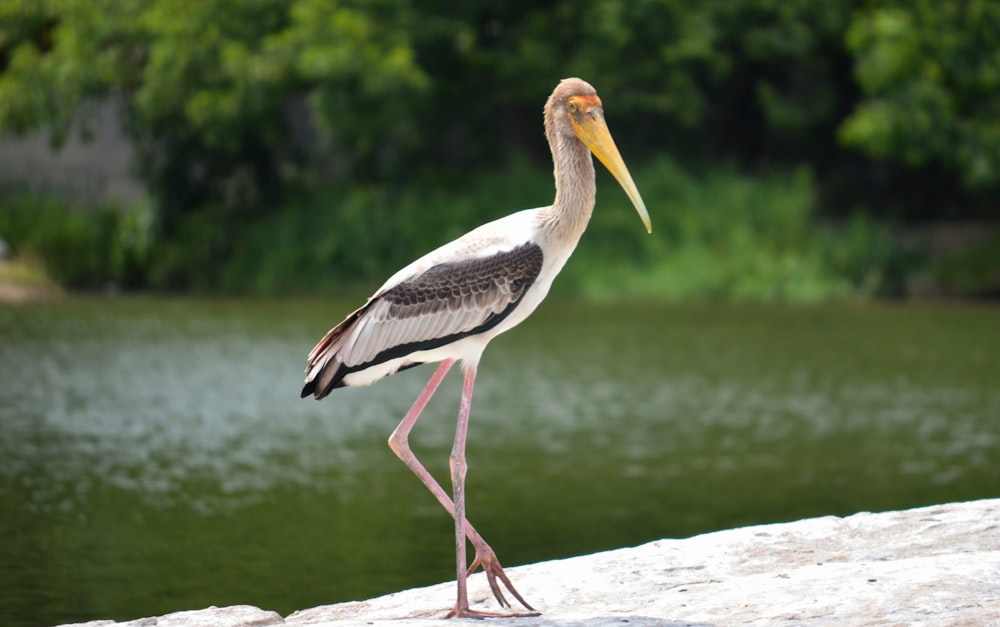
[302,241,544,399]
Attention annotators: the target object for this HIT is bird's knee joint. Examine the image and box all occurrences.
[388,432,408,454]
[449,454,467,481]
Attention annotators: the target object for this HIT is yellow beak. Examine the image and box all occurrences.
[571,102,652,233]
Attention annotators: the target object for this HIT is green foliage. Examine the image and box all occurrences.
[5,0,995,214]
[0,0,428,234]
[563,158,855,301]
[0,0,145,142]
[401,0,859,171]
[0,0,994,300]
[0,158,941,301]
[0,192,152,288]
[193,158,555,295]
[841,2,1000,190]
[113,158,917,301]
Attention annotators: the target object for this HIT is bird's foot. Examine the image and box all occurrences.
[444,606,540,619]
[466,547,538,614]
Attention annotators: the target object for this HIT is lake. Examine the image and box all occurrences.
[1,297,998,626]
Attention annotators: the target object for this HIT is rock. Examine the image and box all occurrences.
[61,606,283,627]
[58,499,1000,626]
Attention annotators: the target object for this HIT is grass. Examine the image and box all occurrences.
[0,255,58,289]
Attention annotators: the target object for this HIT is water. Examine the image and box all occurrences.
[1,297,998,626]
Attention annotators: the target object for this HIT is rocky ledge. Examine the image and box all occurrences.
[61,499,1000,626]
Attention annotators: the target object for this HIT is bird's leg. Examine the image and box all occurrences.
[445,362,538,619]
[449,362,474,616]
[387,360,537,617]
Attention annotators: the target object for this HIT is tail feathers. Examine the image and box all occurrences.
[301,352,349,400]
[302,303,368,400]
[300,380,317,399]
[300,370,341,399]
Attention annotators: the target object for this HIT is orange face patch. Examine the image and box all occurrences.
[567,94,603,113]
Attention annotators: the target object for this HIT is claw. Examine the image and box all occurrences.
[445,607,539,619]
[466,548,537,613]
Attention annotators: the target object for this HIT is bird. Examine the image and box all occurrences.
[301,77,651,618]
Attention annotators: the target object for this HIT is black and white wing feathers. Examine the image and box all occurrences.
[302,242,543,399]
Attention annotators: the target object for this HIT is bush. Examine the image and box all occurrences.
[563,158,853,302]
[205,158,554,295]
[0,192,152,289]
[194,157,920,302]
[0,160,932,302]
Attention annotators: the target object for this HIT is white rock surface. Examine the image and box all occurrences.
[60,499,1000,627]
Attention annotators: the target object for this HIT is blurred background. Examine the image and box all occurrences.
[0,1,998,626]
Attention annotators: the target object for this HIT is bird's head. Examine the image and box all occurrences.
[550,78,652,234]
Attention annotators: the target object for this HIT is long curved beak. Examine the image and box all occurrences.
[571,103,652,233]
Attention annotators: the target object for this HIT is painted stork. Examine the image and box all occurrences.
[301,77,651,618]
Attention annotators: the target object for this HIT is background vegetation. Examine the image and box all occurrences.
[0,0,997,299]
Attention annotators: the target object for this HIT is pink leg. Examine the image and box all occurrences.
[387,360,536,617]
[450,363,474,615]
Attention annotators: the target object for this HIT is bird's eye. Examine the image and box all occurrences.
[567,101,578,113]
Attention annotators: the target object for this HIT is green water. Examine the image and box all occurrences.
[1,298,998,626]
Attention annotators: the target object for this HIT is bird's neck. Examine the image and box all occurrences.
[540,136,596,244]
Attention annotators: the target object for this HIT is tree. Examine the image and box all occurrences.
[0,0,428,231]
[840,1,1000,192]
[2,0,996,225]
